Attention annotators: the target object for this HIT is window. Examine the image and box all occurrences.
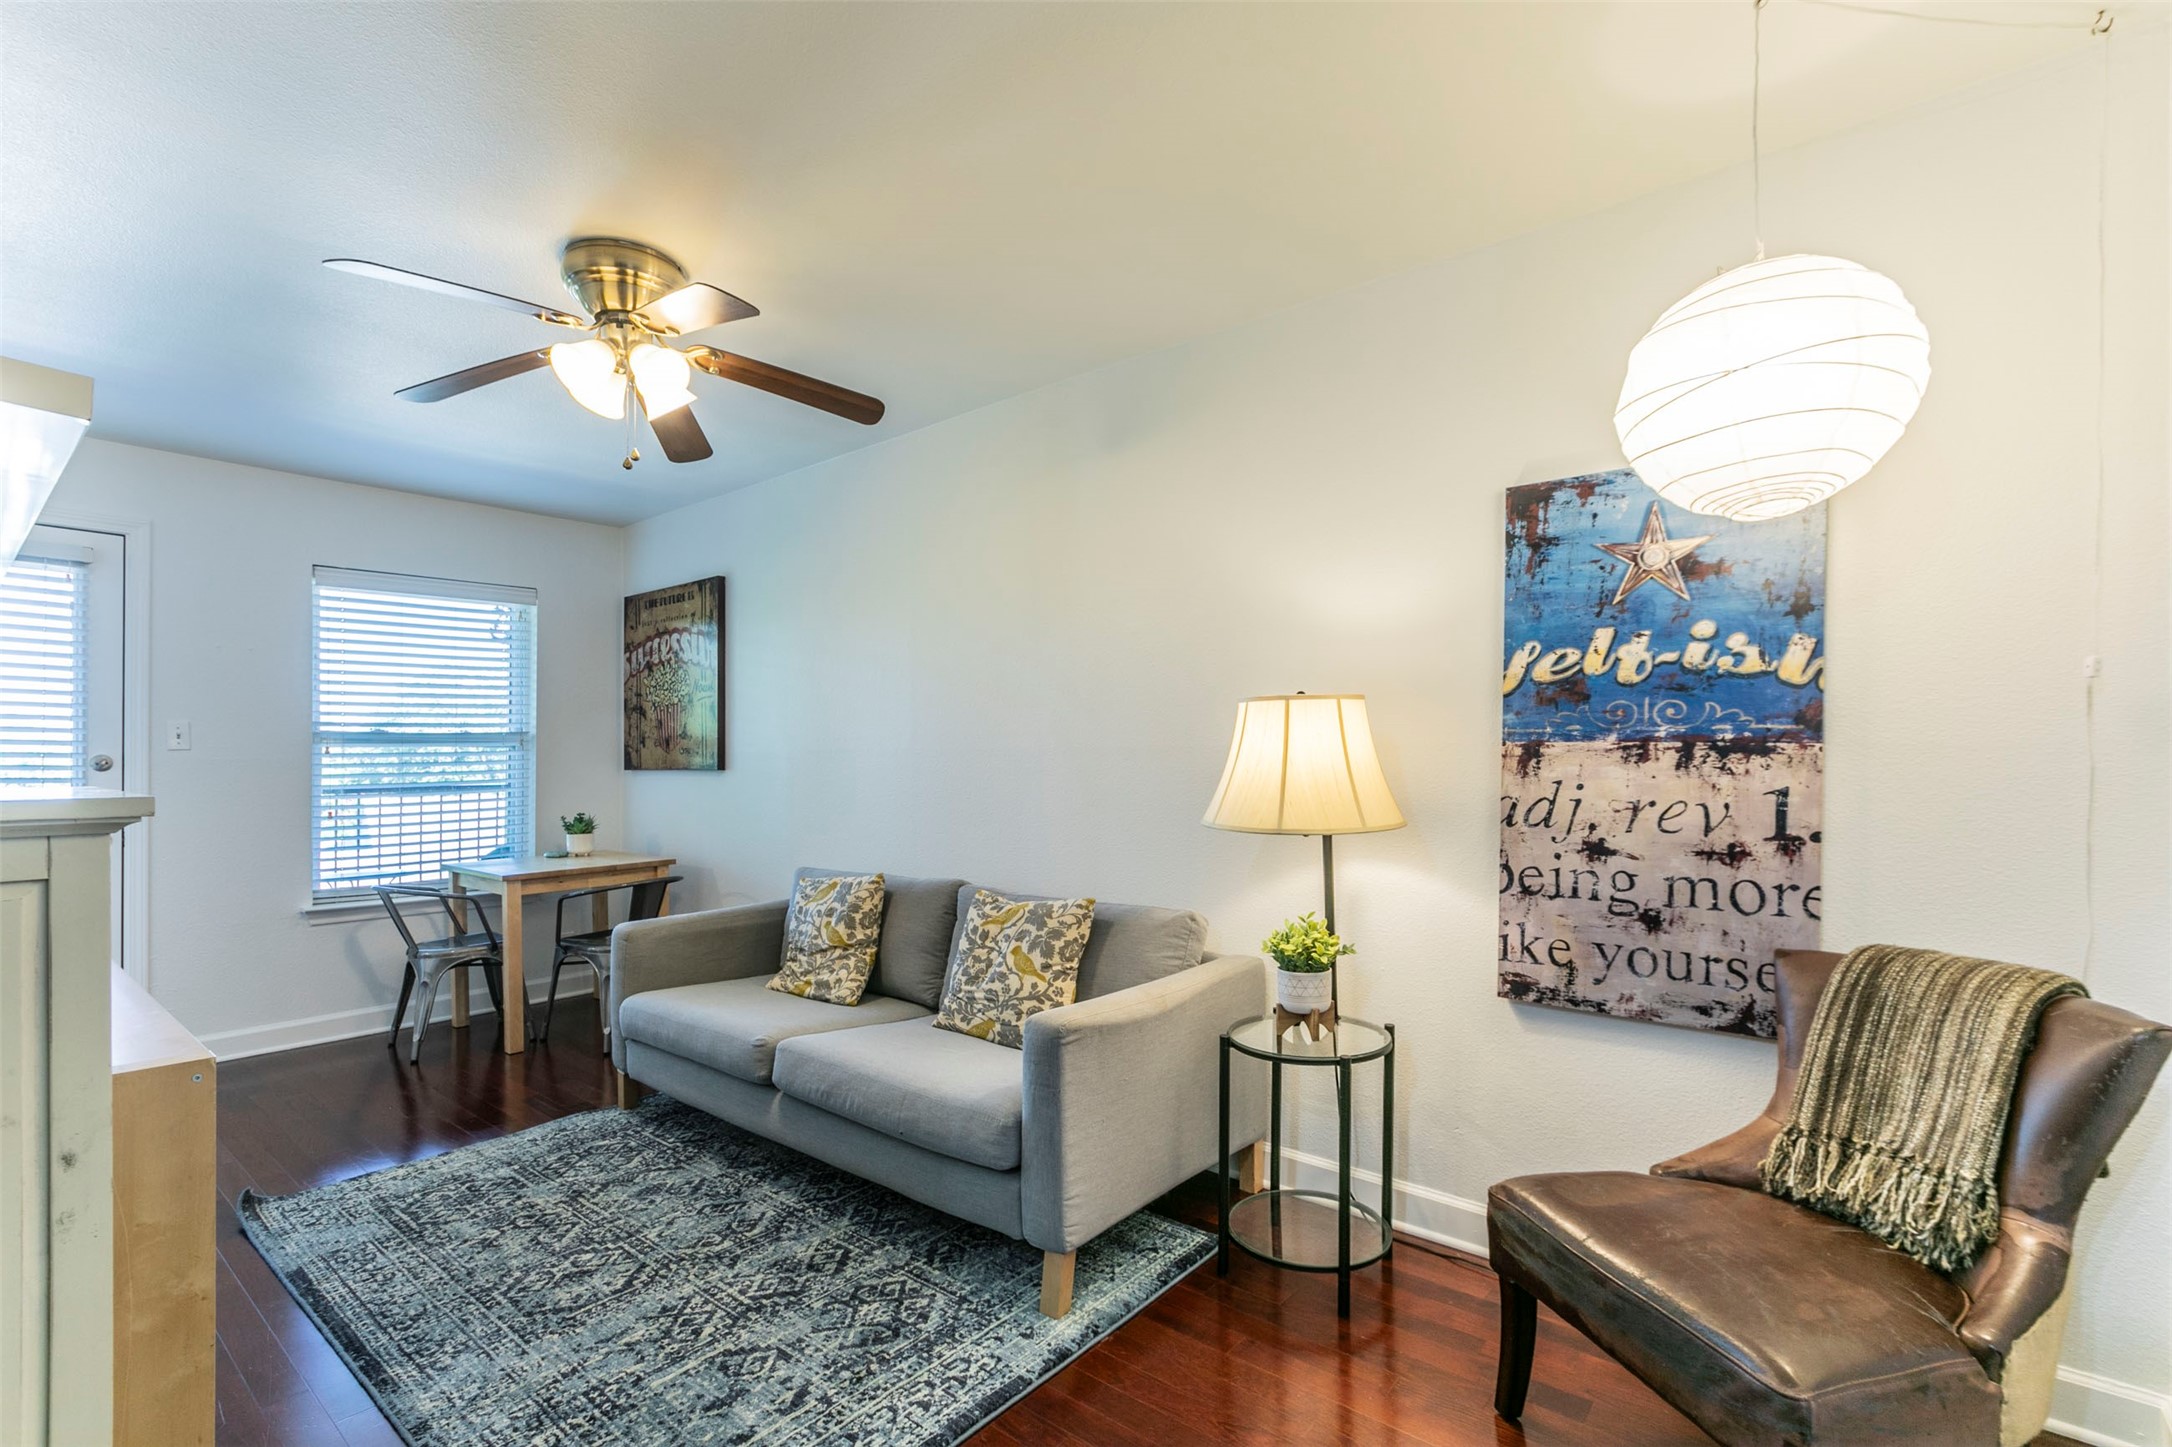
[0,547,90,786]
[311,567,537,902]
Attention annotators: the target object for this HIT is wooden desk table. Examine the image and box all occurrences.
[443,851,677,1054]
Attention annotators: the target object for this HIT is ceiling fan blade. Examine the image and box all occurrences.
[685,348,885,426]
[395,349,552,403]
[633,282,759,336]
[324,258,587,328]
[645,401,714,463]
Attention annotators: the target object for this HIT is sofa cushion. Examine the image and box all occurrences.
[934,891,1095,1049]
[770,871,886,1005]
[772,1017,1024,1171]
[797,868,966,1010]
[618,974,929,1086]
[949,885,1207,1000]
[1487,1171,1997,1445]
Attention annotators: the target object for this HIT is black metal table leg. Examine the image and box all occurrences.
[1337,1057,1353,1317]
[1217,1033,1231,1276]
[1382,1024,1396,1257]
[1218,1016,1392,1320]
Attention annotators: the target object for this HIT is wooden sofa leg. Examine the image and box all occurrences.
[1039,1250,1077,1319]
[1495,1275,1538,1420]
[614,1068,648,1110]
[1238,1140,1269,1194]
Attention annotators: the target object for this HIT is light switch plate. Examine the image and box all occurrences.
[166,719,191,750]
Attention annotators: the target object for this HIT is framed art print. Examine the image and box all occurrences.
[624,576,724,770]
[1497,472,1825,1038]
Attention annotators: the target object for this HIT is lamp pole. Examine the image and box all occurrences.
[1322,833,1338,1008]
[1321,834,1335,935]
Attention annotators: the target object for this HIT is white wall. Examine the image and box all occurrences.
[622,34,2171,1434]
[45,440,627,1056]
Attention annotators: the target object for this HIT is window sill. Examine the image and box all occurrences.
[301,897,428,926]
[301,893,507,926]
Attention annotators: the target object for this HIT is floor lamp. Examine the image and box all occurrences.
[1203,693,1406,1012]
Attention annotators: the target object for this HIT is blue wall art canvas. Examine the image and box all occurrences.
[1498,471,1826,1038]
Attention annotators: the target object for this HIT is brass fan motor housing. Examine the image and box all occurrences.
[559,237,689,320]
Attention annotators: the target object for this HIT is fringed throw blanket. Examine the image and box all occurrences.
[1759,944,2084,1272]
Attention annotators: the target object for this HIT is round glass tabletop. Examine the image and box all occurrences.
[1225,1014,1391,1063]
[1226,1189,1392,1271]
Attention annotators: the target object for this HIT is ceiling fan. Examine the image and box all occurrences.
[324,237,885,466]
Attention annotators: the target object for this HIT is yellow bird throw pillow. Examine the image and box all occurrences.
[933,889,1095,1048]
[769,872,886,1005]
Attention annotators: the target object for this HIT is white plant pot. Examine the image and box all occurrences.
[566,834,595,856]
[1276,967,1333,1015]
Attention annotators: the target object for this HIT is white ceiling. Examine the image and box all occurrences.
[1,1,2100,524]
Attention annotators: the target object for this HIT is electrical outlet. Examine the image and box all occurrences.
[166,720,192,750]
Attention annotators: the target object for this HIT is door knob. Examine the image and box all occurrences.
[89,754,114,773]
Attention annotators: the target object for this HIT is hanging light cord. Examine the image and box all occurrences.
[1796,0,2111,31]
[1752,1,2112,259]
[1751,0,1766,261]
[2080,28,2112,981]
[1783,0,2114,977]
[1763,0,2116,976]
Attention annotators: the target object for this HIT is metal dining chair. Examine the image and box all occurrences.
[379,884,510,1063]
[535,875,683,1052]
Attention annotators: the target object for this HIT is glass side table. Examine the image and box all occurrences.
[1217,1014,1396,1317]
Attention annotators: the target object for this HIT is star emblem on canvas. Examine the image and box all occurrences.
[1596,502,1713,605]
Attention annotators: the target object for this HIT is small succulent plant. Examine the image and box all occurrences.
[1262,913,1353,973]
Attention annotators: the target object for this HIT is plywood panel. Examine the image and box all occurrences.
[2,879,49,1447]
[46,832,115,1445]
[112,966,215,1447]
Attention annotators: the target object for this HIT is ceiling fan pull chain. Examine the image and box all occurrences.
[621,379,641,470]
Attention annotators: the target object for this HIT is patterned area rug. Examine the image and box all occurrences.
[239,1098,1212,1446]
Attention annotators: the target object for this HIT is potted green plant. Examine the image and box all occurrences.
[1262,912,1352,1016]
[560,812,598,857]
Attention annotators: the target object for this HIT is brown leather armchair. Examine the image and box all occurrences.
[1487,950,2171,1447]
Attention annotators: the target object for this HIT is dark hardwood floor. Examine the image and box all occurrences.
[214,999,2081,1446]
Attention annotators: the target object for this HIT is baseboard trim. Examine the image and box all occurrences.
[1272,1144,1488,1258]
[2048,1369,2172,1447]
[198,984,597,1062]
[1269,1145,2168,1447]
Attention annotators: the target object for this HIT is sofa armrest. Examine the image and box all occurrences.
[609,900,786,1069]
[1020,953,1267,1254]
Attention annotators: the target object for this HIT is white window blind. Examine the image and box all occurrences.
[0,550,90,786]
[311,567,538,902]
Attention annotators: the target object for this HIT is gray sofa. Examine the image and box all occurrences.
[607,871,1270,1316]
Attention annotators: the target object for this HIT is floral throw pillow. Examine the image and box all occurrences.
[933,889,1096,1048]
[768,872,887,1005]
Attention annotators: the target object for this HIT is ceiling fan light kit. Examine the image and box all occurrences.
[325,235,885,467]
[549,337,626,420]
[628,342,696,417]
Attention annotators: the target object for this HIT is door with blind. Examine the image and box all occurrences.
[1,522,131,964]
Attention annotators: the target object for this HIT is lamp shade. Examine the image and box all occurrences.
[549,338,626,420]
[1203,694,1404,836]
[629,342,695,417]
[1614,254,1930,523]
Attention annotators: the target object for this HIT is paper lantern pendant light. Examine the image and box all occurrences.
[1614,253,1930,523]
